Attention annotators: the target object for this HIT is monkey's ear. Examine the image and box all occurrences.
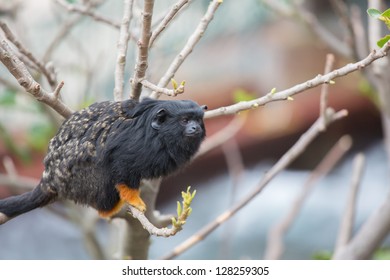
[151,109,167,130]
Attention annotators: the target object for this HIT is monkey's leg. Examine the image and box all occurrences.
[98,184,146,218]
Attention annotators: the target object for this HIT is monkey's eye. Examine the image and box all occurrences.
[180,117,189,125]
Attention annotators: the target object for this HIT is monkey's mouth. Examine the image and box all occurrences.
[184,130,203,138]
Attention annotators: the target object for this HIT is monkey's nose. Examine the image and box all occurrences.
[185,124,201,136]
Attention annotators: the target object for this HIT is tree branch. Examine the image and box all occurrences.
[334,153,365,255]
[0,21,58,89]
[149,0,191,48]
[205,42,390,119]
[333,189,390,259]
[264,135,352,260]
[150,0,222,99]
[55,0,120,29]
[113,0,134,101]
[130,0,155,101]
[0,38,73,118]
[126,186,196,237]
[261,0,351,58]
[140,79,184,97]
[320,53,335,130]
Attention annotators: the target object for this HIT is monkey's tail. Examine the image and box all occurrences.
[0,182,56,225]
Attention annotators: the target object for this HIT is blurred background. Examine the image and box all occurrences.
[0,0,389,259]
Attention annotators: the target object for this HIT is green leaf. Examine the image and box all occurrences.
[367,8,382,18]
[171,79,178,90]
[177,201,182,216]
[377,35,390,47]
[381,8,390,18]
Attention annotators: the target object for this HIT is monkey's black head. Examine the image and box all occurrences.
[150,99,206,139]
[122,98,206,165]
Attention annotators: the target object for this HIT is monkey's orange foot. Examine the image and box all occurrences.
[98,200,124,218]
[116,184,146,212]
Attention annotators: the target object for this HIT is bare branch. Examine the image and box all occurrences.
[161,108,348,259]
[334,153,365,255]
[261,0,351,58]
[333,190,390,259]
[264,135,352,260]
[149,0,191,48]
[197,115,246,157]
[0,21,58,89]
[350,5,369,61]
[330,0,360,60]
[0,173,38,190]
[0,39,73,118]
[320,53,335,130]
[368,0,384,54]
[205,42,390,119]
[55,0,120,29]
[150,0,222,99]
[43,14,82,62]
[113,0,134,101]
[126,186,196,237]
[140,79,184,97]
[130,0,155,101]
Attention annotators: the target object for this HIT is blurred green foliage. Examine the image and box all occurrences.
[0,88,56,164]
[233,88,256,103]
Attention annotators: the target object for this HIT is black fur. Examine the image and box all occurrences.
[0,98,206,222]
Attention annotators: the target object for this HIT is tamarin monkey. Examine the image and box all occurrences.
[0,98,206,224]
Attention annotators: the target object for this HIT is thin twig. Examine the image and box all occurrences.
[113,0,134,101]
[55,0,120,29]
[130,0,155,101]
[197,115,246,157]
[368,0,383,54]
[2,156,17,179]
[161,108,348,259]
[149,0,191,48]
[264,135,352,260]
[332,189,390,259]
[330,0,359,60]
[334,153,365,256]
[220,139,245,258]
[260,0,351,58]
[350,5,368,61]
[320,53,335,130]
[140,79,184,97]
[0,21,58,89]
[43,14,82,62]
[205,42,390,119]
[0,38,73,118]
[0,173,38,190]
[150,0,222,99]
[126,186,195,237]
